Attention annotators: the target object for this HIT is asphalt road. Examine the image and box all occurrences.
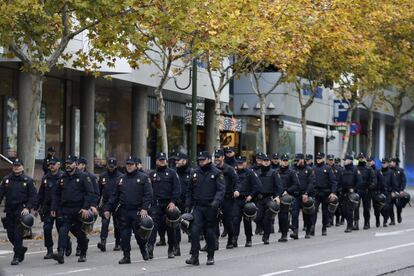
[1,206,414,276]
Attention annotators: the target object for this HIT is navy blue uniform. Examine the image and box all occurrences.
[186,163,225,257]
[380,167,394,224]
[175,165,192,244]
[84,170,100,207]
[355,163,377,226]
[291,164,314,234]
[38,170,64,250]
[255,166,282,240]
[331,164,344,225]
[233,168,262,243]
[148,167,181,251]
[0,173,37,260]
[104,169,153,258]
[98,169,123,244]
[216,163,239,245]
[390,166,407,223]
[52,169,94,256]
[312,163,337,229]
[338,164,362,229]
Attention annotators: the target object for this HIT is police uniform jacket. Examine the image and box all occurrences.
[0,173,37,213]
[216,163,239,198]
[149,166,181,204]
[38,170,64,210]
[256,166,282,197]
[176,165,192,204]
[186,163,225,207]
[292,164,315,195]
[98,169,123,206]
[338,164,362,193]
[235,168,262,197]
[391,167,407,192]
[380,167,394,193]
[279,166,300,195]
[356,163,377,191]
[312,162,337,193]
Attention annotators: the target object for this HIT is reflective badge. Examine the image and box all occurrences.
[119,178,123,185]
[44,180,47,184]
[305,170,308,174]
[86,176,91,182]
[398,171,400,174]
[187,176,190,179]
[193,173,197,178]
[102,178,106,183]
[76,178,80,182]
[154,173,157,178]
[23,182,27,187]
[166,172,169,176]
[137,179,140,183]
[211,175,215,179]
[324,170,327,173]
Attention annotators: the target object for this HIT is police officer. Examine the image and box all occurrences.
[42,146,56,175]
[0,158,37,265]
[338,155,361,233]
[51,155,94,264]
[368,157,388,228]
[270,153,280,170]
[306,154,314,168]
[38,157,64,259]
[390,157,407,224]
[251,152,264,172]
[291,153,314,239]
[278,154,300,242]
[214,149,239,249]
[148,153,181,259]
[380,158,394,226]
[233,156,262,247]
[224,147,237,169]
[78,157,100,209]
[185,151,225,266]
[255,154,282,244]
[312,152,337,236]
[327,154,343,227]
[174,152,192,255]
[104,156,153,264]
[355,153,377,230]
[97,157,123,252]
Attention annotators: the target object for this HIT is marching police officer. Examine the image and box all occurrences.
[390,157,407,224]
[104,156,153,264]
[327,154,343,227]
[306,154,314,168]
[38,157,64,259]
[278,154,300,242]
[233,156,262,247]
[51,155,94,264]
[380,158,394,226]
[369,157,390,227]
[148,153,181,259]
[0,158,37,265]
[224,147,237,169]
[78,157,100,209]
[355,153,377,230]
[255,154,282,244]
[174,152,192,255]
[185,151,225,266]
[42,146,56,175]
[271,153,280,170]
[97,157,123,252]
[291,153,314,239]
[338,155,362,233]
[312,152,337,236]
[214,149,239,249]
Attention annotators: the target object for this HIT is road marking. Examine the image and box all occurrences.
[259,270,293,276]
[47,268,95,276]
[344,249,387,259]
[0,242,116,255]
[0,250,13,255]
[375,228,414,237]
[298,259,341,269]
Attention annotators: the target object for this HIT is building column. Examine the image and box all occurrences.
[379,116,386,160]
[268,116,279,154]
[79,76,95,173]
[399,121,406,168]
[355,109,361,154]
[204,99,216,153]
[132,86,148,163]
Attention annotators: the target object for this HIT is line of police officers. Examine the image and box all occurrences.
[0,147,411,267]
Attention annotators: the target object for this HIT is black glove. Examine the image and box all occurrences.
[211,200,220,210]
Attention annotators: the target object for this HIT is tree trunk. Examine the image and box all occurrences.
[18,72,43,177]
[259,95,267,154]
[300,107,307,154]
[366,107,374,157]
[214,92,222,150]
[391,112,401,158]
[340,106,355,159]
[155,88,168,156]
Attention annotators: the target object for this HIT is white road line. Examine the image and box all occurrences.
[298,259,341,269]
[259,270,293,276]
[344,249,386,259]
[47,268,95,276]
[375,228,414,237]
[385,242,414,250]
[0,250,13,255]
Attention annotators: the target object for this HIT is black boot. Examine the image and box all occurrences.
[345,223,353,233]
[389,219,396,225]
[147,244,154,259]
[322,226,327,236]
[376,217,380,228]
[226,238,234,249]
[270,224,275,234]
[232,236,238,248]
[335,217,340,227]
[352,220,359,231]
[290,229,298,240]
[363,221,370,230]
[305,231,311,239]
[11,254,19,265]
[44,247,54,259]
[221,229,228,238]
[278,234,288,242]
[97,238,106,252]
[53,249,65,264]
[119,253,131,264]
[168,245,175,258]
[65,240,72,256]
[18,246,27,262]
[78,254,87,262]
[245,238,252,247]
[200,244,208,252]
[113,243,121,251]
[174,244,181,256]
[76,246,81,256]
[140,246,149,261]
[262,234,269,245]
[156,238,166,246]
[186,254,200,265]
[206,252,214,265]
[310,225,315,236]
[215,239,219,250]
[397,213,402,223]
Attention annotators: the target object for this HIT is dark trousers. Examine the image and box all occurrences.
[149,204,176,247]
[343,194,355,226]
[390,196,402,221]
[100,213,120,244]
[119,209,147,255]
[5,212,24,256]
[175,203,185,243]
[233,198,252,240]
[255,197,274,237]
[291,196,312,231]
[313,192,330,227]
[221,198,235,242]
[190,206,217,256]
[355,190,371,222]
[43,213,63,248]
[57,207,88,255]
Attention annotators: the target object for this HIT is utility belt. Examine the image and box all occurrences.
[61,201,83,208]
[193,200,213,207]
[119,204,140,211]
[152,199,171,207]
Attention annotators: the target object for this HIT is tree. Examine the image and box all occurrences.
[361,94,383,157]
[0,0,143,176]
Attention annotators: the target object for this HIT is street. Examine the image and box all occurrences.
[1,206,413,276]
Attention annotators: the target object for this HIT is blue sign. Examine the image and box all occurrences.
[303,86,323,99]
[334,100,350,123]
